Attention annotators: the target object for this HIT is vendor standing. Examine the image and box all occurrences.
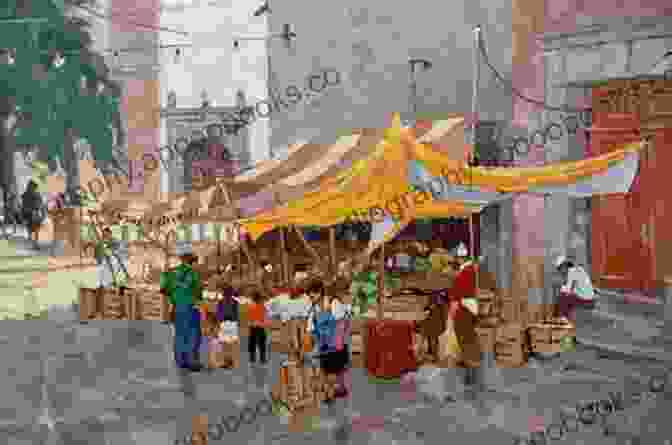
[160,241,204,372]
[440,242,480,383]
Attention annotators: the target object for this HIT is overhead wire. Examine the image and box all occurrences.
[477,27,593,113]
[73,3,189,36]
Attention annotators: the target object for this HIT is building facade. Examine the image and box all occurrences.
[540,14,672,296]
[158,0,270,176]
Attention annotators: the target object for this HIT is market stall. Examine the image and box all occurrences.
[237,113,647,370]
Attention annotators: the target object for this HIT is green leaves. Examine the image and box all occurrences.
[1,1,119,165]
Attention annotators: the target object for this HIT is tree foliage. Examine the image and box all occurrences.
[1,0,120,164]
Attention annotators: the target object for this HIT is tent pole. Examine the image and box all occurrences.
[329,226,337,276]
[292,225,326,273]
[469,214,479,290]
[280,226,288,285]
[377,241,385,321]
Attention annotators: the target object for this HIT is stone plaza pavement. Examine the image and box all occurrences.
[1,309,671,445]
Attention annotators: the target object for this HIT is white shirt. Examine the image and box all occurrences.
[562,266,595,300]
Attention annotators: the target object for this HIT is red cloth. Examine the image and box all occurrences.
[445,263,477,323]
[450,263,477,301]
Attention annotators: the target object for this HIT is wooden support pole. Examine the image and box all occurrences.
[280,227,289,285]
[238,227,258,284]
[469,214,479,290]
[377,242,385,321]
[292,225,326,273]
[329,227,337,276]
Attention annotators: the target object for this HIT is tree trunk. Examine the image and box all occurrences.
[63,126,80,206]
[0,120,18,219]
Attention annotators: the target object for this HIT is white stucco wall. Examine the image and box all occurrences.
[159,0,270,164]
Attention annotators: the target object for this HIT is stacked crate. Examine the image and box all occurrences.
[78,288,136,320]
[494,323,528,367]
[473,289,500,354]
[351,319,365,368]
[364,296,424,321]
[101,288,134,319]
[269,320,285,351]
[135,290,170,321]
[527,319,576,354]
[78,288,98,320]
[272,358,323,413]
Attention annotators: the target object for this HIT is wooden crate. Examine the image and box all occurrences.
[207,339,241,369]
[351,333,364,354]
[351,352,364,369]
[135,290,170,321]
[496,323,526,343]
[475,325,497,352]
[499,299,521,322]
[78,288,99,320]
[191,414,208,445]
[527,323,552,344]
[288,404,321,433]
[101,289,134,320]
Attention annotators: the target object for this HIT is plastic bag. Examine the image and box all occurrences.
[438,321,462,361]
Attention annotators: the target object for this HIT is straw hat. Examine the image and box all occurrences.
[175,240,194,257]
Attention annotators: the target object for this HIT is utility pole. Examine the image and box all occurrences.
[234,1,296,160]
[408,59,432,125]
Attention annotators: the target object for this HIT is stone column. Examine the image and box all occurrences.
[543,48,571,313]
[511,0,546,324]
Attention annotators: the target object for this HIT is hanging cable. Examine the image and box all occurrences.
[73,4,189,36]
[477,27,592,113]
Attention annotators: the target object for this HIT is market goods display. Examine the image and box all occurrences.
[527,318,576,355]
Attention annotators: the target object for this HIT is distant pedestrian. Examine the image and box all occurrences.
[555,256,596,321]
[21,180,45,247]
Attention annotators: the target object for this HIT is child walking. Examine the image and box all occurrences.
[247,291,269,365]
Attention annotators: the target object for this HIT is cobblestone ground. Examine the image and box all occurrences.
[1,312,670,445]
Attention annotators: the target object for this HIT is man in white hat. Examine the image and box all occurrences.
[160,240,204,371]
[554,256,595,321]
